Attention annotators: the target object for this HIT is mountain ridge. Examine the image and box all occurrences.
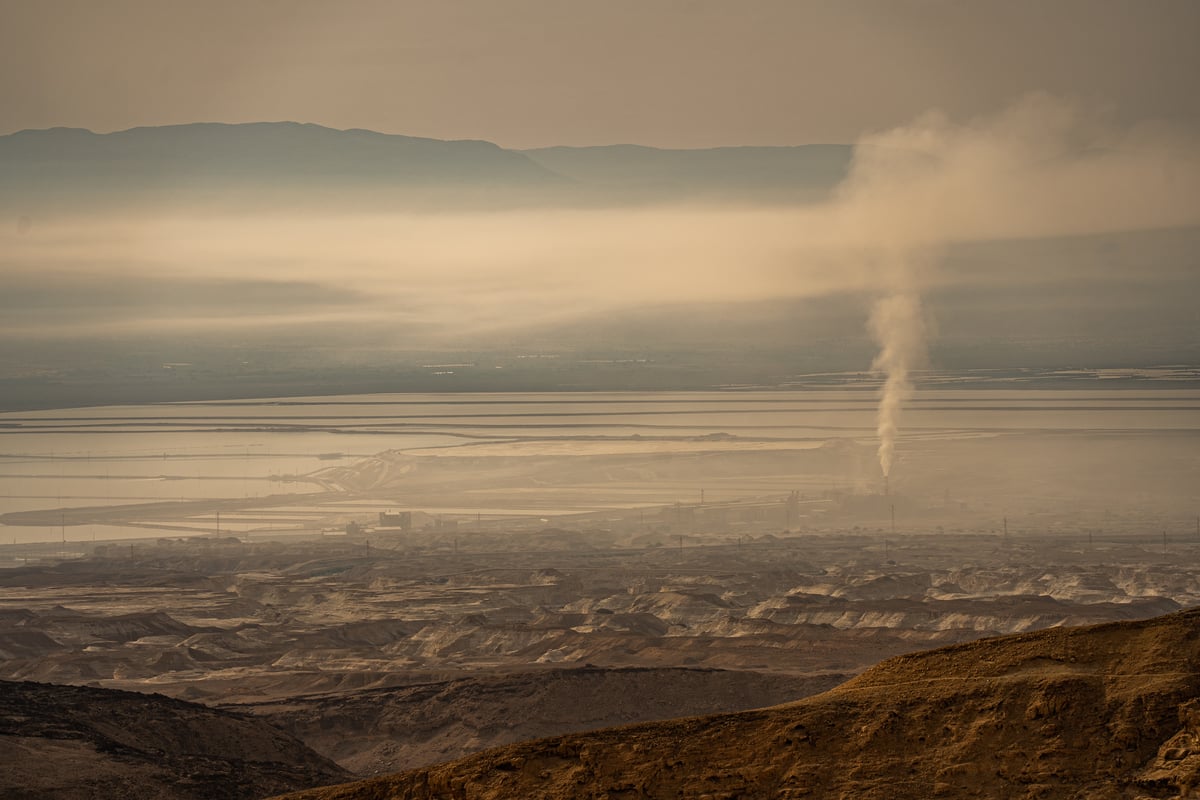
[0,122,852,207]
[0,120,561,191]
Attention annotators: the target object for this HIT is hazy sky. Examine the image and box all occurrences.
[3,0,1199,147]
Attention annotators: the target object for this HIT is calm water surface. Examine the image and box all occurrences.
[2,390,1197,543]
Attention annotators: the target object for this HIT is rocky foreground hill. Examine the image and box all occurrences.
[0,680,349,799]
[277,609,1200,800]
[234,667,845,775]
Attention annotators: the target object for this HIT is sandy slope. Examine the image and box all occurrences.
[276,609,1200,800]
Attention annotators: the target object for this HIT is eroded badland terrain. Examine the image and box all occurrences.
[2,485,1199,797]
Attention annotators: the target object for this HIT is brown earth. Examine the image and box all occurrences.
[233,666,846,776]
[4,529,1192,705]
[275,608,1200,800]
[2,528,1198,797]
[0,679,350,799]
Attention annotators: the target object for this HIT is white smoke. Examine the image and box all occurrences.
[868,291,926,478]
[860,246,930,481]
[833,95,1200,481]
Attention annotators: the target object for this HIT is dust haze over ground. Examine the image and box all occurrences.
[1,97,1199,411]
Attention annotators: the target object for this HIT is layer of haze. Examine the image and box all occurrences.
[3,98,1198,357]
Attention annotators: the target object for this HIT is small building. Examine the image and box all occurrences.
[378,511,412,530]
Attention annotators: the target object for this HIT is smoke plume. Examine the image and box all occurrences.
[832,95,1200,480]
[868,291,926,478]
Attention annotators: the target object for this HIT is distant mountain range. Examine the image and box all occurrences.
[0,122,852,207]
[525,141,852,198]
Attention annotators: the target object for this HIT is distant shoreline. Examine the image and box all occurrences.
[4,367,1199,414]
